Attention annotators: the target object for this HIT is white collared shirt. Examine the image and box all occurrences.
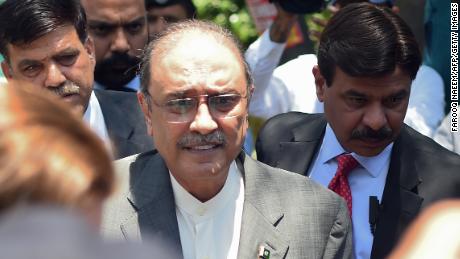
[308,124,392,259]
[170,162,245,259]
[83,91,111,152]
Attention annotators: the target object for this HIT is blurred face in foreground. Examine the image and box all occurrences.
[0,86,113,229]
[139,32,250,200]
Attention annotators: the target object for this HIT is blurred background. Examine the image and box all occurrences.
[0,0,432,82]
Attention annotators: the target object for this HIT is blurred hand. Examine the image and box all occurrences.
[269,3,298,43]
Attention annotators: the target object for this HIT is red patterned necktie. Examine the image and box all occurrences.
[328,154,359,217]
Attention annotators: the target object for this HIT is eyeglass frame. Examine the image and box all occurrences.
[142,90,251,123]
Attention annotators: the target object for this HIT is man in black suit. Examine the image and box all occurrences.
[256,3,460,259]
[0,0,152,159]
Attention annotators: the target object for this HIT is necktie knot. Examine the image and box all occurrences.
[336,154,359,177]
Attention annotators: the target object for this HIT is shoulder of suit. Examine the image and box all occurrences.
[111,150,159,194]
[94,89,144,125]
[113,150,159,175]
[401,125,460,160]
[94,89,138,107]
[263,112,324,129]
[259,112,324,141]
[114,150,159,168]
[248,155,341,202]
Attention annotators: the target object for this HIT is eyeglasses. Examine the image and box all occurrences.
[150,93,248,123]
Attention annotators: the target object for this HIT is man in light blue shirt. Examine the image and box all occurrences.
[257,3,460,259]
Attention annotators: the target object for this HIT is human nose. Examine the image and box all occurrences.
[362,104,388,131]
[189,101,218,135]
[110,28,130,53]
[44,63,66,88]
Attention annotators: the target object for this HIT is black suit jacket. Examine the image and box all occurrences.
[256,112,460,259]
[94,89,153,159]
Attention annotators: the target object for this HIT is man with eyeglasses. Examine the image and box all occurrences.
[101,20,353,259]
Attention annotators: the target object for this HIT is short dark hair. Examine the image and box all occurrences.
[139,19,252,103]
[317,3,421,86]
[145,0,196,19]
[0,0,88,61]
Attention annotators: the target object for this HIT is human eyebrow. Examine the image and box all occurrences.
[53,48,80,65]
[17,59,44,77]
[163,15,181,23]
[87,20,117,35]
[17,59,41,69]
[163,91,189,100]
[343,90,367,98]
[54,48,80,58]
[125,17,146,26]
[388,89,409,99]
[123,17,146,34]
[87,20,116,28]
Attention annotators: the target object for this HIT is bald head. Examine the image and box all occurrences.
[139,20,252,96]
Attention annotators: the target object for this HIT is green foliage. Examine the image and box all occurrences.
[193,0,258,48]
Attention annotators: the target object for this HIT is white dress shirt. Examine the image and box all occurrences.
[308,124,392,259]
[83,91,111,151]
[245,29,287,118]
[170,162,245,259]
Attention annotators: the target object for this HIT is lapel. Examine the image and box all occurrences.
[371,126,423,259]
[236,153,289,259]
[277,114,327,175]
[120,152,183,256]
[119,152,292,258]
[94,89,135,142]
[94,89,153,158]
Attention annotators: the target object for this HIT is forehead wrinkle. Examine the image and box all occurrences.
[158,57,241,92]
[152,60,239,95]
[9,26,83,64]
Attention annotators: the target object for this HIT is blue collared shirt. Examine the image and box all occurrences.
[309,124,393,259]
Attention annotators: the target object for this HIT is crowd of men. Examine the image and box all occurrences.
[0,0,459,259]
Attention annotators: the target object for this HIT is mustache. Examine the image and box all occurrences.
[177,131,226,147]
[48,81,80,97]
[351,126,393,141]
[97,53,139,73]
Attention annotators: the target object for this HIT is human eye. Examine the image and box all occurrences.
[20,63,43,77]
[210,94,241,112]
[56,53,78,66]
[346,95,367,108]
[384,95,406,108]
[163,16,180,24]
[125,21,144,35]
[165,98,196,114]
[89,24,113,36]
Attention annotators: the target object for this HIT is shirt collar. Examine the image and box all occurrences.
[83,91,111,150]
[170,161,242,221]
[319,124,393,178]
